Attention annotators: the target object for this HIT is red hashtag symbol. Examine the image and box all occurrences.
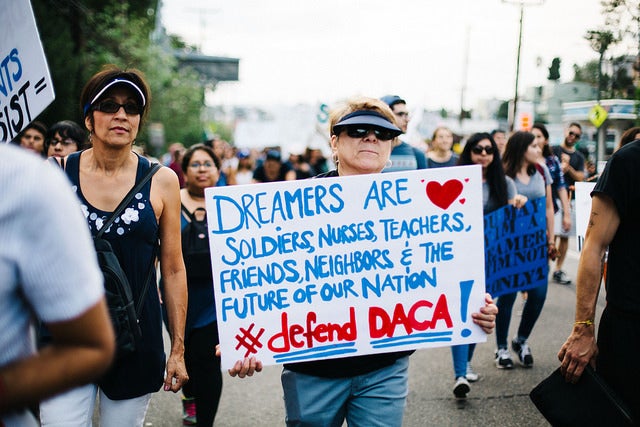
[235,323,265,357]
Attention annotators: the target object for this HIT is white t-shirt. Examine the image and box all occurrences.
[0,145,103,425]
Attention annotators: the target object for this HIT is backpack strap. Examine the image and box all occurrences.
[181,203,195,222]
[96,163,162,239]
[99,162,162,316]
[135,239,158,316]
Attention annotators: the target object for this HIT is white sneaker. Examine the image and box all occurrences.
[465,362,479,382]
[495,348,514,369]
[453,376,470,399]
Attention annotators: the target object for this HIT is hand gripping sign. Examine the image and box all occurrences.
[206,166,487,369]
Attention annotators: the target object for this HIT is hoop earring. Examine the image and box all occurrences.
[385,159,392,168]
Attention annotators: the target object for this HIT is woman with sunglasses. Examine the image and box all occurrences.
[495,131,555,370]
[275,97,498,427]
[447,133,526,398]
[40,65,188,426]
[44,120,87,158]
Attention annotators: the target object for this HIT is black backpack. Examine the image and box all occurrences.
[93,163,161,358]
[48,157,161,357]
[181,205,213,281]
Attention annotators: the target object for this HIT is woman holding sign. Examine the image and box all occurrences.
[264,97,499,427]
[496,131,554,370]
[449,133,524,397]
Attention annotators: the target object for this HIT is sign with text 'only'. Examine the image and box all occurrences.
[205,166,487,369]
[1,0,55,142]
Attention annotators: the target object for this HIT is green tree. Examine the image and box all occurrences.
[573,59,604,86]
[31,0,204,149]
[601,0,640,51]
[548,57,561,81]
[585,30,617,99]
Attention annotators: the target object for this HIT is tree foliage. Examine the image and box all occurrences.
[600,0,640,50]
[548,57,561,81]
[31,0,205,151]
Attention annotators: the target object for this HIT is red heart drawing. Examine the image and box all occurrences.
[459,198,466,204]
[426,180,464,210]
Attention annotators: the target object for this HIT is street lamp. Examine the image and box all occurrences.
[503,0,545,132]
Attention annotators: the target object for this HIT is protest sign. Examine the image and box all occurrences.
[205,166,487,369]
[484,197,548,298]
[0,0,55,142]
[574,182,596,252]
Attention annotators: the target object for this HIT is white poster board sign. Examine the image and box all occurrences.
[575,182,597,252]
[0,0,55,142]
[206,166,488,369]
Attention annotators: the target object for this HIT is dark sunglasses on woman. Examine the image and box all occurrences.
[344,126,396,141]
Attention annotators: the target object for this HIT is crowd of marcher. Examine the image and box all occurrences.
[3,65,638,427]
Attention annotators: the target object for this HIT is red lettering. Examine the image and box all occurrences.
[267,308,357,353]
[431,294,453,328]
[408,300,433,331]
[368,295,452,338]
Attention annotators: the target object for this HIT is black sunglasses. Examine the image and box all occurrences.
[568,131,581,140]
[344,126,395,141]
[92,100,142,115]
[471,145,495,155]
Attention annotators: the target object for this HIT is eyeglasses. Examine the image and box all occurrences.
[344,126,395,141]
[471,145,495,155]
[92,100,142,115]
[568,131,581,140]
[189,161,215,169]
[49,138,77,147]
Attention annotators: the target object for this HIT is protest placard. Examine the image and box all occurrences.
[484,197,548,298]
[575,182,596,252]
[1,0,55,142]
[205,166,488,369]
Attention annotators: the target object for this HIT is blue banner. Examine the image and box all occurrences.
[484,197,548,297]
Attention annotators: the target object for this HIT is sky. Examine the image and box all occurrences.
[160,0,630,112]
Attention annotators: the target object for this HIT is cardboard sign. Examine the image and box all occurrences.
[484,197,549,297]
[0,0,55,142]
[205,166,488,369]
[575,182,597,252]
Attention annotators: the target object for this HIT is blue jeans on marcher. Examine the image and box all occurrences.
[281,356,409,427]
[495,283,548,348]
[451,344,476,378]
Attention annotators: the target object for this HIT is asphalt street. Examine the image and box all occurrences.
[142,238,604,426]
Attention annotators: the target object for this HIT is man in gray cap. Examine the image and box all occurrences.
[380,95,428,172]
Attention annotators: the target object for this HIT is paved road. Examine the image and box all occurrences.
[143,239,605,426]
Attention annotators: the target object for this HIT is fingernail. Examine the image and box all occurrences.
[164,384,170,391]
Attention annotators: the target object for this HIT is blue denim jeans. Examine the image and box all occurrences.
[450,344,476,378]
[281,356,409,427]
[495,283,548,348]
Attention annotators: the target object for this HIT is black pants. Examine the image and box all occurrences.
[183,322,223,427]
[596,305,640,423]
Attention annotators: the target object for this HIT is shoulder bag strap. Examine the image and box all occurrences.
[96,163,162,239]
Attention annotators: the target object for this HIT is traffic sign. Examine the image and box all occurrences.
[588,104,607,128]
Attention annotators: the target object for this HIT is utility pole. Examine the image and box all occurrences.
[503,0,545,132]
[459,26,470,128]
